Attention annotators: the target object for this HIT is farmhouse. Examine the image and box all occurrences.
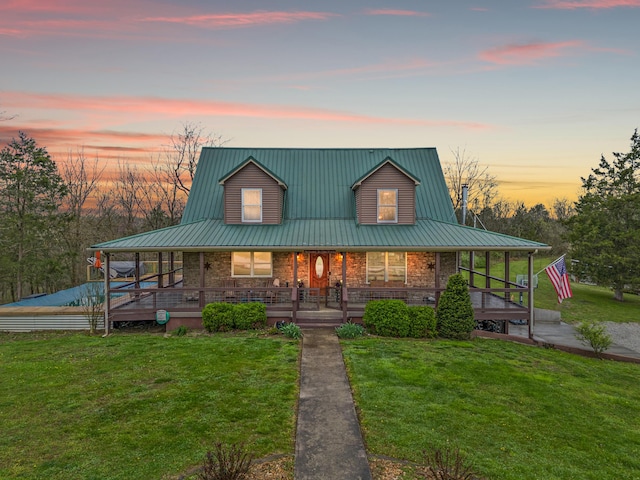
[91,148,549,334]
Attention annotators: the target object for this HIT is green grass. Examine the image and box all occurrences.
[343,337,640,480]
[0,331,299,480]
[466,255,640,323]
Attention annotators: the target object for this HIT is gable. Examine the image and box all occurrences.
[353,161,417,225]
[221,161,284,224]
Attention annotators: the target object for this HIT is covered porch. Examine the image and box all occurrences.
[100,248,537,336]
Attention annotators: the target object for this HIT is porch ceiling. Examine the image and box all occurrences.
[90,218,550,253]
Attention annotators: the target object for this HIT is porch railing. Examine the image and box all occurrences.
[107,284,530,326]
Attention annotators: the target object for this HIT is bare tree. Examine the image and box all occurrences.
[166,121,227,194]
[112,160,144,236]
[60,148,105,284]
[551,197,575,221]
[443,147,498,222]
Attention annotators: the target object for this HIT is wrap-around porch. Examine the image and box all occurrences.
[103,249,537,336]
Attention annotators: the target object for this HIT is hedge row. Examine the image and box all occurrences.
[202,302,267,332]
[363,274,475,339]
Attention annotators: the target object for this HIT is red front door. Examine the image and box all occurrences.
[309,252,329,296]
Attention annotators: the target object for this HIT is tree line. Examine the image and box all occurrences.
[0,127,637,303]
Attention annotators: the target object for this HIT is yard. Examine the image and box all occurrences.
[0,331,299,480]
[2,329,640,479]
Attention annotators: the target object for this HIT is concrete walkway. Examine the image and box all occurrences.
[294,328,372,480]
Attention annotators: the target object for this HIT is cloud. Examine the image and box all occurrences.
[534,0,640,8]
[3,91,491,130]
[141,11,338,28]
[479,40,584,65]
[364,9,430,16]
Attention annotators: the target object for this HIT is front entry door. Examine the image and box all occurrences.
[309,252,329,298]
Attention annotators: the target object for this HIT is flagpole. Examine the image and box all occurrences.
[535,254,566,277]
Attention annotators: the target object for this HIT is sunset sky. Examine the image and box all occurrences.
[1,0,639,207]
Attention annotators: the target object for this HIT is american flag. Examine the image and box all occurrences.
[545,256,573,303]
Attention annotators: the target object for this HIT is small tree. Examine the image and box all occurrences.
[436,274,475,340]
[575,321,612,358]
[81,282,104,334]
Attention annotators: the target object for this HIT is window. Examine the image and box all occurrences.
[377,189,397,223]
[366,252,406,283]
[242,188,262,222]
[232,252,272,277]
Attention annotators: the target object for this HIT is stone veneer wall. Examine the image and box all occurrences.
[183,251,457,289]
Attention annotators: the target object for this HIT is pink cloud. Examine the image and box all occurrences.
[534,0,640,8]
[141,11,338,28]
[4,91,490,130]
[364,9,430,16]
[479,40,584,65]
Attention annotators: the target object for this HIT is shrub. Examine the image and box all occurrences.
[198,442,254,480]
[233,302,267,330]
[336,322,365,339]
[421,445,484,480]
[436,274,475,340]
[173,325,188,337]
[202,303,235,332]
[575,321,612,357]
[363,300,410,337]
[408,305,437,338]
[279,322,302,339]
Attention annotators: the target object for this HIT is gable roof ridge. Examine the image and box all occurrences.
[351,156,421,190]
[218,156,287,189]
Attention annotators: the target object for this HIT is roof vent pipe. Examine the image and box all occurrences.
[461,184,469,225]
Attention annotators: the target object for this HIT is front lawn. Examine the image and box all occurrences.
[0,332,299,480]
[343,337,640,480]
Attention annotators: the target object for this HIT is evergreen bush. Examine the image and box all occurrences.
[202,303,235,332]
[408,305,437,338]
[233,302,267,330]
[436,274,475,340]
[363,300,410,337]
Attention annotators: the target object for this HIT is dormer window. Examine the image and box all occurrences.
[377,189,397,223]
[242,188,262,222]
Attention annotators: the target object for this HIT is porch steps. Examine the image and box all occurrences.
[295,309,345,328]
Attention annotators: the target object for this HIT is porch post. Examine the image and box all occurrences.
[504,251,510,301]
[169,252,175,286]
[434,252,441,307]
[292,252,299,323]
[342,251,347,323]
[135,252,140,288]
[528,251,535,339]
[469,251,475,287]
[485,251,491,288]
[199,252,205,309]
[104,253,110,335]
[158,252,163,288]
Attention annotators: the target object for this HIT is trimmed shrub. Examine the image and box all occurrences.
[336,322,365,339]
[408,305,437,338]
[233,302,267,330]
[436,274,475,340]
[202,303,235,332]
[363,300,410,337]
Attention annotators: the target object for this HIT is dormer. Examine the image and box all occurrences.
[218,157,287,225]
[351,157,420,225]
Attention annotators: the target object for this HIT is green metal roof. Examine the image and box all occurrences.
[92,218,548,252]
[181,147,456,223]
[91,147,549,253]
